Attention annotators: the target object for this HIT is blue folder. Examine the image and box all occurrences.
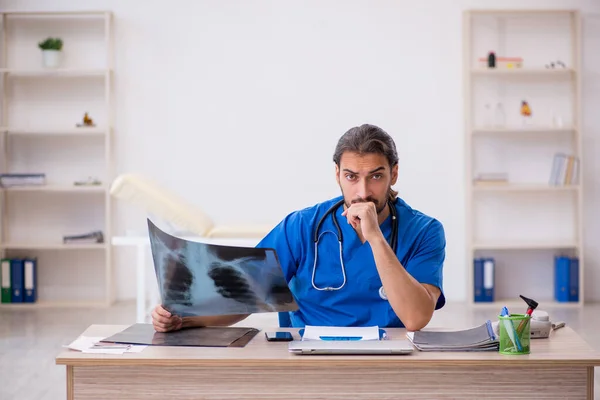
[23,258,37,303]
[554,256,570,302]
[568,257,579,302]
[10,259,24,303]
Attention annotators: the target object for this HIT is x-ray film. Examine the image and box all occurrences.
[147,218,299,317]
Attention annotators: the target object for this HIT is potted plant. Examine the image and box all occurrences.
[38,37,63,68]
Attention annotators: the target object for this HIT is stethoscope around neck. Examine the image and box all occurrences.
[311,198,399,291]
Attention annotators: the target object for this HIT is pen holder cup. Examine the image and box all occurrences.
[498,314,531,355]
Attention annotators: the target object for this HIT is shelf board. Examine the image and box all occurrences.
[0,68,109,77]
[0,243,107,250]
[472,241,579,250]
[1,185,106,193]
[0,300,108,309]
[467,9,577,15]
[471,68,575,75]
[0,127,107,136]
[472,183,579,192]
[470,299,582,309]
[2,10,109,17]
[472,126,576,134]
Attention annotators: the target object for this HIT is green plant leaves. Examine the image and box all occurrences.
[38,37,63,50]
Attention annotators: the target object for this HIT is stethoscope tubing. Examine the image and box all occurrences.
[311,199,398,291]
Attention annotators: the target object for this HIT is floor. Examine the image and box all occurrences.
[1,300,599,400]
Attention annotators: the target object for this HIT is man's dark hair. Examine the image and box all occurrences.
[333,124,399,201]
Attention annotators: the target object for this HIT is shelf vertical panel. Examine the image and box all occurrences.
[572,11,584,302]
[0,12,7,256]
[463,10,475,305]
[104,11,113,305]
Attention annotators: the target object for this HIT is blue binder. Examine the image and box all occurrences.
[482,258,495,302]
[569,257,579,302]
[10,258,24,303]
[474,257,494,302]
[473,258,484,302]
[554,256,570,302]
[23,258,37,303]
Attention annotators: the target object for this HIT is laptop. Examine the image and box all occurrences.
[288,340,414,355]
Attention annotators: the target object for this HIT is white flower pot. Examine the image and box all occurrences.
[41,50,62,68]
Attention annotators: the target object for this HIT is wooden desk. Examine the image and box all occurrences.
[56,324,600,400]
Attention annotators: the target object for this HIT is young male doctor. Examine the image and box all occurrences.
[152,123,446,332]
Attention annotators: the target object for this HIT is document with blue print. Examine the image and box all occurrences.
[301,325,381,341]
[147,218,298,317]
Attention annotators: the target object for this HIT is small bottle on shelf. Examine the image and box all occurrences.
[520,100,532,126]
[552,109,564,128]
[494,102,505,127]
[483,102,493,127]
[487,51,496,68]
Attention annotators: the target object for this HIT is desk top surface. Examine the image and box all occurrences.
[56,324,600,368]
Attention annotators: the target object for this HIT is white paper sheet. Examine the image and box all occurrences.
[302,325,380,341]
[65,336,147,354]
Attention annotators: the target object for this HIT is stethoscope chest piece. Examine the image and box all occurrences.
[379,286,388,300]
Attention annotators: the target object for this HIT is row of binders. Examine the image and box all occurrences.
[549,153,579,186]
[1,258,38,303]
[474,256,580,302]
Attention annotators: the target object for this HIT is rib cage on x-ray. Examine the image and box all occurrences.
[147,219,298,317]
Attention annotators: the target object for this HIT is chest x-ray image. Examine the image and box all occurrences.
[147,218,298,317]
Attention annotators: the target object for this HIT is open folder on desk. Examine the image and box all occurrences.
[101,323,259,348]
[406,320,499,352]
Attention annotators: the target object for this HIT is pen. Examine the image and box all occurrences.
[500,306,522,352]
[319,336,362,341]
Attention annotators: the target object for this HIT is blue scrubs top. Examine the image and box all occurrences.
[256,195,446,328]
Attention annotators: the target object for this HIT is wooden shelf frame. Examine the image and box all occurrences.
[0,10,114,308]
[463,9,584,309]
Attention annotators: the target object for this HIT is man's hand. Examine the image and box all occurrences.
[341,202,383,242]
[152,304,183,332]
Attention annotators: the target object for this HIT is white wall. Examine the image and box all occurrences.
[2,0,599,303]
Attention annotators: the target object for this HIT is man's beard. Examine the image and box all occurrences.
[344,195,387,214]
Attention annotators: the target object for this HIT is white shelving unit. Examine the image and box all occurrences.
[463,9,583,308]
[0,11,113,307]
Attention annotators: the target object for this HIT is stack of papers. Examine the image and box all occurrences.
[301,325,381,341]
[406,321,499,352]
[65,335,147,354]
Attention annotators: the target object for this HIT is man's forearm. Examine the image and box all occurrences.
[182,314,250,328]
[369,236,436,331]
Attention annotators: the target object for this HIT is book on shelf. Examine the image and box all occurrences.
[0,173,46,187]
[549,153,579,186]
[473,172,508,185]
[63,230,104,244]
